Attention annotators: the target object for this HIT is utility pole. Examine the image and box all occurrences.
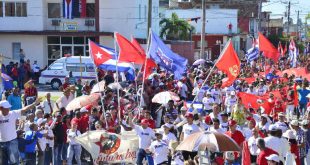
[147,0,152,40]
[287,1,291,36]
[257,0,262,33]
[200,0,206,60]
[296,10,300,40]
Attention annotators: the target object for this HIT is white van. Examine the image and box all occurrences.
[39,57,97,89]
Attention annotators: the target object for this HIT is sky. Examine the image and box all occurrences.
[262,0,309,23]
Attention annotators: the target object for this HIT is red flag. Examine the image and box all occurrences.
[278,41,284,57]
[80,0,86,18]
[131,37,146,56]
[242,141,251,165]
[115,32,145,64]
[215,40,240,87]
[141,58,157,80]
[293,83,299,107]
[238,92,272,114]
[88,40,113,66]
[258,32,280,62]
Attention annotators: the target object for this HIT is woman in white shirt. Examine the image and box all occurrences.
[162,124,177,145]
[66,121,82,165]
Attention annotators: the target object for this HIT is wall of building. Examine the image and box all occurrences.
[0,35,46,67]
[165,9,238,34]
[0,0,45,31]
[169,41,194,63]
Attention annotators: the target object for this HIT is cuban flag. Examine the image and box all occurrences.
[88,40,135,81]
[289,39,298,67]
[63,0,73,19]
[245,38,259,62]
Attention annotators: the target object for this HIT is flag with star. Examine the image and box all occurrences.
[88,40,136,81]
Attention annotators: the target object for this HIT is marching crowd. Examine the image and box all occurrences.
[0,53,310,165]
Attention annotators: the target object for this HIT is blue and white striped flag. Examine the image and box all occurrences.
[246,47,259,62]
[289,39,298,67]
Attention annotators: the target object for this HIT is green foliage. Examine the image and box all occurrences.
[160,13,194,41]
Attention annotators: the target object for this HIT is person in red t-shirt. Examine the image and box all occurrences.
[225,119,245,148]
[256,138,278,165]
[143,111,155,129]
[270,100,284,121]
[79,107,90,134]
[105,112,119,133]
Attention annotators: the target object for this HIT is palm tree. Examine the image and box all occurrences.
[160,12,194,40]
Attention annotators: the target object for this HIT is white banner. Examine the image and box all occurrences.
[76,130,138,164]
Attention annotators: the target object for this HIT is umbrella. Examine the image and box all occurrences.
[66,93,100,111]
[107,82,128,90]
[152,91,180,104]
[91,80,105,94]
[176,131,240,152]
[193,59,206,66]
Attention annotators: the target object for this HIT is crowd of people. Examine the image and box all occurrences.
[0,50,309,165]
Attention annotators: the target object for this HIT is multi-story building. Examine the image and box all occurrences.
[0,0,159,67]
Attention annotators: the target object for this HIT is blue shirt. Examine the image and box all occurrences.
[24,131,43,153]
[298,88,310,104]
[7,94,22,110]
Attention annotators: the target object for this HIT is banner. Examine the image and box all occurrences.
[76,130,138,164]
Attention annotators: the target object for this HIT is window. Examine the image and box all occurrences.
[5,2,15,16]
[12,42,21,60]
[5,2,27,17]
[86,3,95,18]
[66,63,85,72]
[48,45,61,59]
[48,3,60,18]
[86,64,95,72]
[49,63,63,70]
[0,2,3,17]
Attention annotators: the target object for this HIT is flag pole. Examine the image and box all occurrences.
[114,32,122,122]
[138,29,152,110]
[191,39,232,105]
[88,39,108,129]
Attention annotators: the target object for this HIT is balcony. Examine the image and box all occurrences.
[45,18,96,32]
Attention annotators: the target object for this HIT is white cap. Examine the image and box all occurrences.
[36,118,46,126]
[80,107,88,113]
[301,120,309,126]
[206,91,212,95]
[283,130,296,139]
[163,123,173,129]
[268,124,278,131]
[230,91,236,95]
[0,100,12,109]
[290,120,299,126]
[265,154,279,162]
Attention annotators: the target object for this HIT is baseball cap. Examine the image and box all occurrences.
[278,112,285,117]
[0,100,12,109]
[283,130,296,139]
[163,123,173,129]
[36,118,47,126]
[140,119,149,125]
[290,120,299,126]
[268,124,278,132]
[301,120,309,126]
[228,120,237,126]
[205,115,212,124]
[230,91,236,95]
[220,113,229,117]
[265,154,279,162]
[185,113,194,118]
[80,107,88,113]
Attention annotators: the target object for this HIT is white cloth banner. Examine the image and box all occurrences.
[76,130,138,164]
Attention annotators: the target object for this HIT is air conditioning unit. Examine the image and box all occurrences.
[85,19,95,26]
[51,19,61,26]
[178,0,191,2]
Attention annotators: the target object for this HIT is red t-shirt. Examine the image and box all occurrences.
[225,130,245,146]
[256,148,278,165]
[146,119,156,129]
[11,67,18,77]
[79,115,89,133]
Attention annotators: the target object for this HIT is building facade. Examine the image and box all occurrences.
[0,0,159,67]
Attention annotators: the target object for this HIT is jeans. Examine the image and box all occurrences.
[36,151,45,165]
[25,153,36,165]
[53,143,63,165]
[136,149,147,165]
[0,138,20,165]
[67,144,82,165]
[44,145,53,165]
[62,143,68,161]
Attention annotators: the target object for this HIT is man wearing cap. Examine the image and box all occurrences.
[192,83,205,102]
[180,113,200,160]
[162,123,177,145]
[291,119,307,164]
[202,91,215,115]
[211,84,222,106]
[209,105,222,123]
[248,128,260,164]
[0,98,40,165]
[220,113,229,131]
[224,91,237,115]
[256,138,278,165]
[147,132,170,165]
[274,112,289,133]
[225,120,245,148]
[129,113,155,165]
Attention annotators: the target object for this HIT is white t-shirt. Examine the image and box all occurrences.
[242,127,253,140]
[246,88,257,95]
[256,87,267,96]
[209,112,222,123]
[211,89,222,104]
[41,99,55,114]
[38,130,47,151]
[0,110,21,142]
[248,136,259,156]
[178,83,188,98]
[67,129,81,145]
[220,122,229,131]
[134,125,155,149]
[182,123,200,139]
[225,97,237,113]
[56,94,74,109]
[149,140,169,164]
[192,88,205,102]
[264,136,282,155]
[202,97,214,110]
[162,132,177,145]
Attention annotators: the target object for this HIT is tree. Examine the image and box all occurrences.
[160,12,194,40]
[306,13,310,38]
